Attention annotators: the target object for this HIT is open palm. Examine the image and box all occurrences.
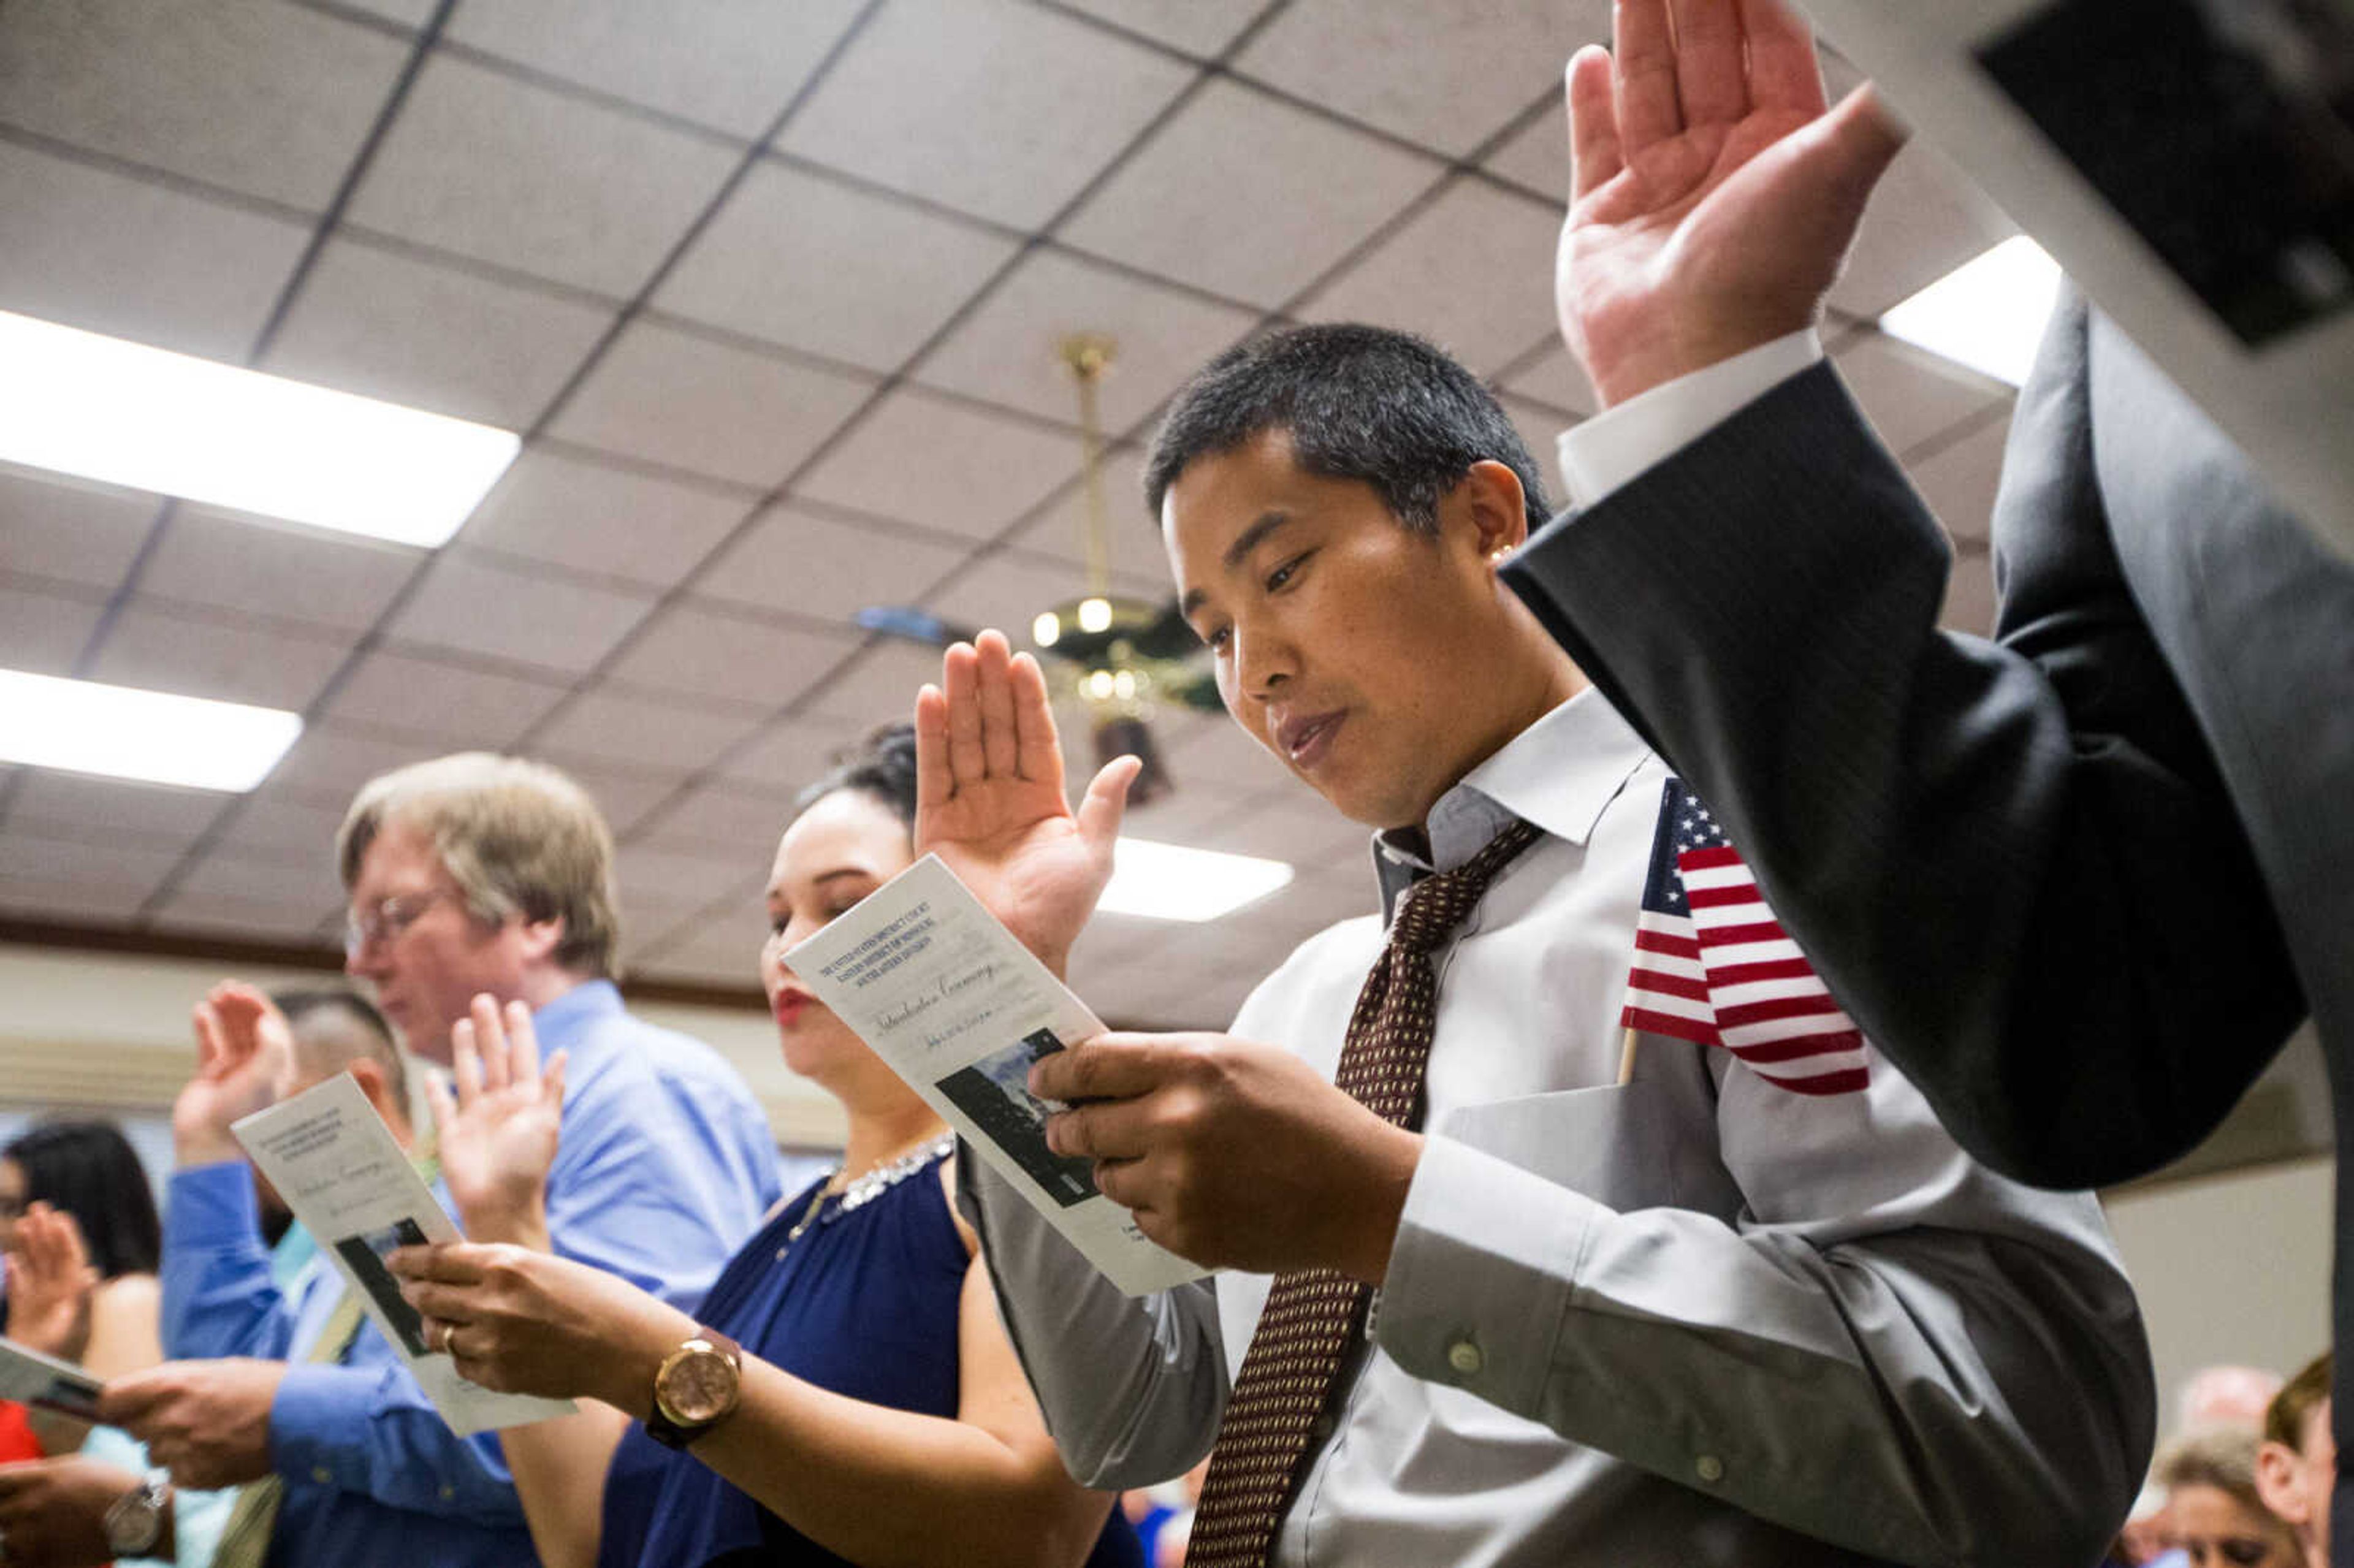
[3,1204,98,1360]
[174,981,293,1162]
[429,995,566,1249]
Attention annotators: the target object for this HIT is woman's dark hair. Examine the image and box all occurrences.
[796,723,919,833]
[4,1119,162,1279]
[1144,322,1551,535]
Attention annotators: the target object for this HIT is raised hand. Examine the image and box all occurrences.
[172,981,292,1166]
[913,630,1140,976]
[1,1204,99,1362]
[1556,0,1905,406]
[427,994,568,1250]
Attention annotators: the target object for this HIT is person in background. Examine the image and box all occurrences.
[2154,1429,2304,1568]
[2257,1353,2334,1567]
[102,752,781,1568]
[1,1121,164,1391]
[389,726,1136,1568]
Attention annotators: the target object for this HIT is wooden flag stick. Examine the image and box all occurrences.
[1617,1025,1640,1086]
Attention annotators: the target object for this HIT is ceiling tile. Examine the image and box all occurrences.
[1821,71,2016,318]
[795,389,1081,540]
[1235,0,1606,158]
[615,840,752,908]
[214,791,355,861]
[85,597,351,709]
[628,776,800,858]
[655,160,1020,374]
[516,753,688,838]
[1498,395,1576,506]
[1297,176,1560,375]
[1183,793,1376,876]
[0,0,409,211]
[168,841,345,913]
[0,579,104,674]
[1907,416,2014,546]
[530,685,768,772]
[1061,78,1443,308]
[1004,446,1175,589]
[712,714,863,793]
[448,0,867,139]
[1832,331,2014,460]
[0,825,184,907]
[911,248,1259,431]
[0,472,158,590]
[602,599,858,712]
[0,139,310,361]
[257,723,443,807]
[384,550,659,674]
[145,882,336,942]
[693,503,977,629]
[923,549,1100,639]
[794,642,949,729]
[1499,340,1598,417]
[549,321,877,487]
[1048,0,1267,58]
[1941,548,1998,636]
[7,771,224,850]
[139,508,420,635]
[776,0,1195,230]
[0,873,154,926]
[264,235,617,428]
[1149,709,1300,802]
[1482,98,1566,200]
[459,447,755,590]
[630,911,766,988]
[322,646,571,745]
[349,53,742,297]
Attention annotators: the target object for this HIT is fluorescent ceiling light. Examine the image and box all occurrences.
[1098,837,1295,923]
[0,310,518,547]
[0,668,301,792]
[1878,235,2065,387]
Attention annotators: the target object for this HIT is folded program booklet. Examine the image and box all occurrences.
[0,1334,104,1422]
[233,1073,575,1436]
[787,853,1210,1296]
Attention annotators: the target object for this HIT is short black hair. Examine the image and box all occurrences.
[798,723,919,834]
[275,988,408,1121]
[1144,323,1550,535]
[3,1119,161,1279]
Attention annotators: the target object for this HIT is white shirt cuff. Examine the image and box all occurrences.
[1554,330,1825,509]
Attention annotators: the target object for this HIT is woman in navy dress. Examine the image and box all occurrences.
[390,726,1138,1568]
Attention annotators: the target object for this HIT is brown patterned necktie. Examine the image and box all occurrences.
[1186,816,1545,1568]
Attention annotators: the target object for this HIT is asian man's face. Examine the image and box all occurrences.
[1164,429,1564,829]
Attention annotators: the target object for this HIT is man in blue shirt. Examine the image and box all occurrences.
[102,752,782,1568]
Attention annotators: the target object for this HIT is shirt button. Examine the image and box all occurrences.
[1446,1339,1484,1377]
[310,1465,334,1485]
[1695,1454,1724,1483]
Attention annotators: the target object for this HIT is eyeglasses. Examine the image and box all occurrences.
[344,889,455,958]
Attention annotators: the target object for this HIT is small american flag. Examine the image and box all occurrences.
[1620,777,1870,1097]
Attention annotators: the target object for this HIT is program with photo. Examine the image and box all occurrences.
[936,1028,1100,1209]
[1979,0,2354,346]
[333,1217,433,1358]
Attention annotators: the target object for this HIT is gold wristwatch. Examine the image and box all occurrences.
[644,1328,744,1450]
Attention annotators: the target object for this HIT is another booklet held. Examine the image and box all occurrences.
[787,853,1209,1297]
[0,1334,104,1422]
[232,1073,574,1435]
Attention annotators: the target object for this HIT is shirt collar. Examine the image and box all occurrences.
[528,977,622,1046]
[1371,688,1651,922]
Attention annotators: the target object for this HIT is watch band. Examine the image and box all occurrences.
[643,1327,744,1451]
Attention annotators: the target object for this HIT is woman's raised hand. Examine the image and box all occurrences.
[429,994,568,1250]
[2,1203,99,1361]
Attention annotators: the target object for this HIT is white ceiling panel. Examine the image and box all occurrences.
[457,447,756,590]
[1046,0,1268,58]
[167,842,344,914]
[143,884,336,942]
[214,791,360,863]
[615,841,753,908]
[602,599,858,712]
[6,772,223,850]
[794,388,1081,539]
[140,509,421,636]
[630,916,767,989]
[692,503,977,628]
[1236,0,1606,159]
[349,53,742,297]
[448,0,868,139]
[264,236,616,429]
[530,684,768,773]
[1298,176,1561,375]
[1832,331,2014,460]
[1061,78,1442,309]
[0,873,153,925]
[0,0,409,211]
[1501,340,1598,417]
[655,160,1020,375]
[714,714,863,794]
[0,826,186,896]
[795,642,951,728]
[1941,547,1998,636]
[517,752,691,839]
[1499,396,1578,502]
[1482,98,1567,201]
[549,321,877,487]
[86,598,352,710]
[322,646,571,746]
[0,580,104,674]
[384,550,659,674]
[0,473,158,590]
[1151,709,1302,802]
[1826,139,2017,318]
[628,776,801,859]
[910,248,1260,432]
[776,0,1194,230]
[0,139,310,362]
[1908,415,2014,547]
[257,723,448,809]
[1005,446,1177,590]
[1184,792,1376,877]
[923,547,1111,639]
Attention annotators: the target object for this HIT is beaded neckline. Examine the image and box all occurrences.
[777,1133,956,1255]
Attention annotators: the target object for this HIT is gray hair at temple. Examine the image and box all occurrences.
[336,752,622,979]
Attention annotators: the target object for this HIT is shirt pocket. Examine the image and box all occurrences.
[1435,1081,1693,1215]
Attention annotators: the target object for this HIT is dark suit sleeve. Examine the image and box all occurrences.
[1500,295,2301,1189]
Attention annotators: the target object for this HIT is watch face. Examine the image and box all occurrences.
[659,1343,740,1426]
[104,1488,164,1555]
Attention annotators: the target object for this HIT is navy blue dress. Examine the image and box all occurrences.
[596,1147,1140,1568]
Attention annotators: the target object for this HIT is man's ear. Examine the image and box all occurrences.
[1455,459,1533,562]
[2256,1439,2312,1524]
[516,915,565,966]
[346,1059,399,1130]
